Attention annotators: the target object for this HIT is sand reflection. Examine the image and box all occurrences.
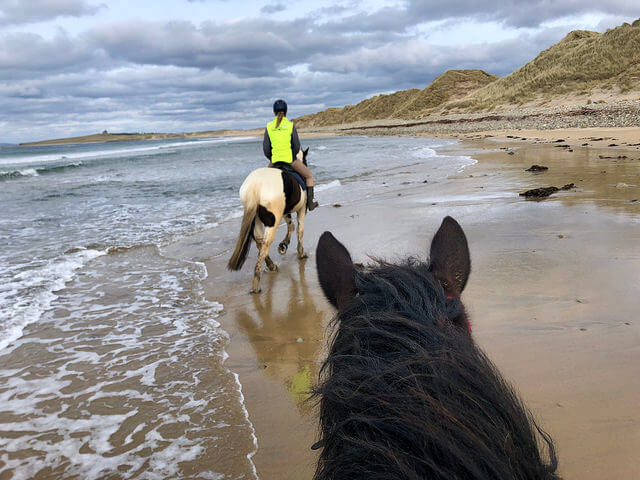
[235,259,326,411]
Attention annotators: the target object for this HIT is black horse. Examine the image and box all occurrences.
[314,216,560,480]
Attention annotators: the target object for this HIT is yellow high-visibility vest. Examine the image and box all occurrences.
[267,116,294,163]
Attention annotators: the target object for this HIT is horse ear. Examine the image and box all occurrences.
[316,231,356,309]
[429,216,471,296]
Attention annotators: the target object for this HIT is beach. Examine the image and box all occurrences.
[4,4,640,478]
[201,130,640,479]
[1,130,639,479]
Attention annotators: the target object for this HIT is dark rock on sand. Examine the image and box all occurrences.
[520,183,576,199]
[526,165,549,171]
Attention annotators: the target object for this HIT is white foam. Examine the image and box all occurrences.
[0,250,247,479]
[19,167,39,176]
[456,156,478,172]
[160,136,257,149]
[411,146,437,159]
[0,248,106,351]
[0,167,39,179]
[232,371,259,480]
[223,207,244,221]
[316,179,341,192]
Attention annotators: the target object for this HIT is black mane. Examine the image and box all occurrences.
[314,256,560,480]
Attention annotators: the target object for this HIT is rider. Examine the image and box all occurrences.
[263,99,319,211]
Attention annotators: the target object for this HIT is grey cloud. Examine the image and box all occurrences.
[2,2,639,142]
[322,0,640,31]
[84,18,396,77]
[0,31,111,80]
[261,3,286,14]
[405,0,640,28]
[0,0,103,26]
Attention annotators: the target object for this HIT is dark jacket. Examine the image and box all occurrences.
[263,124,301,162]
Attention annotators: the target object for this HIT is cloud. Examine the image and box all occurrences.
[325,0,640,31]
[0,31,110,78]
[1,1,640,142]
[261,3,286,14]
[0,0,103,26]
[0,26,556,142]
[83,18,397,77]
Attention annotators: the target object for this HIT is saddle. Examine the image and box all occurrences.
[272,162,307,190]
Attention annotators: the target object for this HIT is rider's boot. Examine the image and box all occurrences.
[306,186,319,211]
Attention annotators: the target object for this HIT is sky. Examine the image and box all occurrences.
[1,1,639,143]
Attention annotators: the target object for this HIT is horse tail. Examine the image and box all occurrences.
[228,188,258,271]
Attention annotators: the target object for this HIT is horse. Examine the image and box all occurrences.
[313,216,560,480]
[228,147,311,293]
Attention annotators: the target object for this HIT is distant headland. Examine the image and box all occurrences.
[19,128,263,147]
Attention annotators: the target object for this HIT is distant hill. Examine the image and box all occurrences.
[295,19,640,126]
[295,70,497,127]
[446,19,640,111]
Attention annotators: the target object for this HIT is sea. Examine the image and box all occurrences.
[0,135,474,479]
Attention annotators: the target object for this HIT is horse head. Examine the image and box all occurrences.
[316,216,472,333]
[313,217,559,480]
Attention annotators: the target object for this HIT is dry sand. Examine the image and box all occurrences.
[199,129,640,479]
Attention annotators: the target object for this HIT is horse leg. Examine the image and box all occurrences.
[296,208,308,259]
[265,253,278,272]
[278,214,295,255]
[255,239,278,272]
[251,225,278,294]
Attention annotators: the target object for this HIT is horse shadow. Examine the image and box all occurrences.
[235,259,326,411]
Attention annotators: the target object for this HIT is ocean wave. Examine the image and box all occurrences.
[160,136,258,149]
[0,248,253,479]
[36,161,84,174]
[316,179,342,192]
[411,146,438,159]
[457,155,478,172]
[1,161,88,181]
[0,168,39,180]
[0,136,258,168]
[223,207,244,222]
[0,248,106,351]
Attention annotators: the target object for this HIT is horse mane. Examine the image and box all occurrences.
[314,257,560,480]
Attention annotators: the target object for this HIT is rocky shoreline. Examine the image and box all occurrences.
[299,100,640,137]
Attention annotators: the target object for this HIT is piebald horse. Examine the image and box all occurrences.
[228,147,311,293]
[313,217,560,480]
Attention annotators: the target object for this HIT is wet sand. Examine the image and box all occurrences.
[200,132,640,479]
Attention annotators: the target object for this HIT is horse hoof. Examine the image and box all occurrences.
[249,288,262,294]
[278,243,288,255]
[298,253,309,260]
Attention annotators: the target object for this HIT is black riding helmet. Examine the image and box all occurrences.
[273,99,287,115]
